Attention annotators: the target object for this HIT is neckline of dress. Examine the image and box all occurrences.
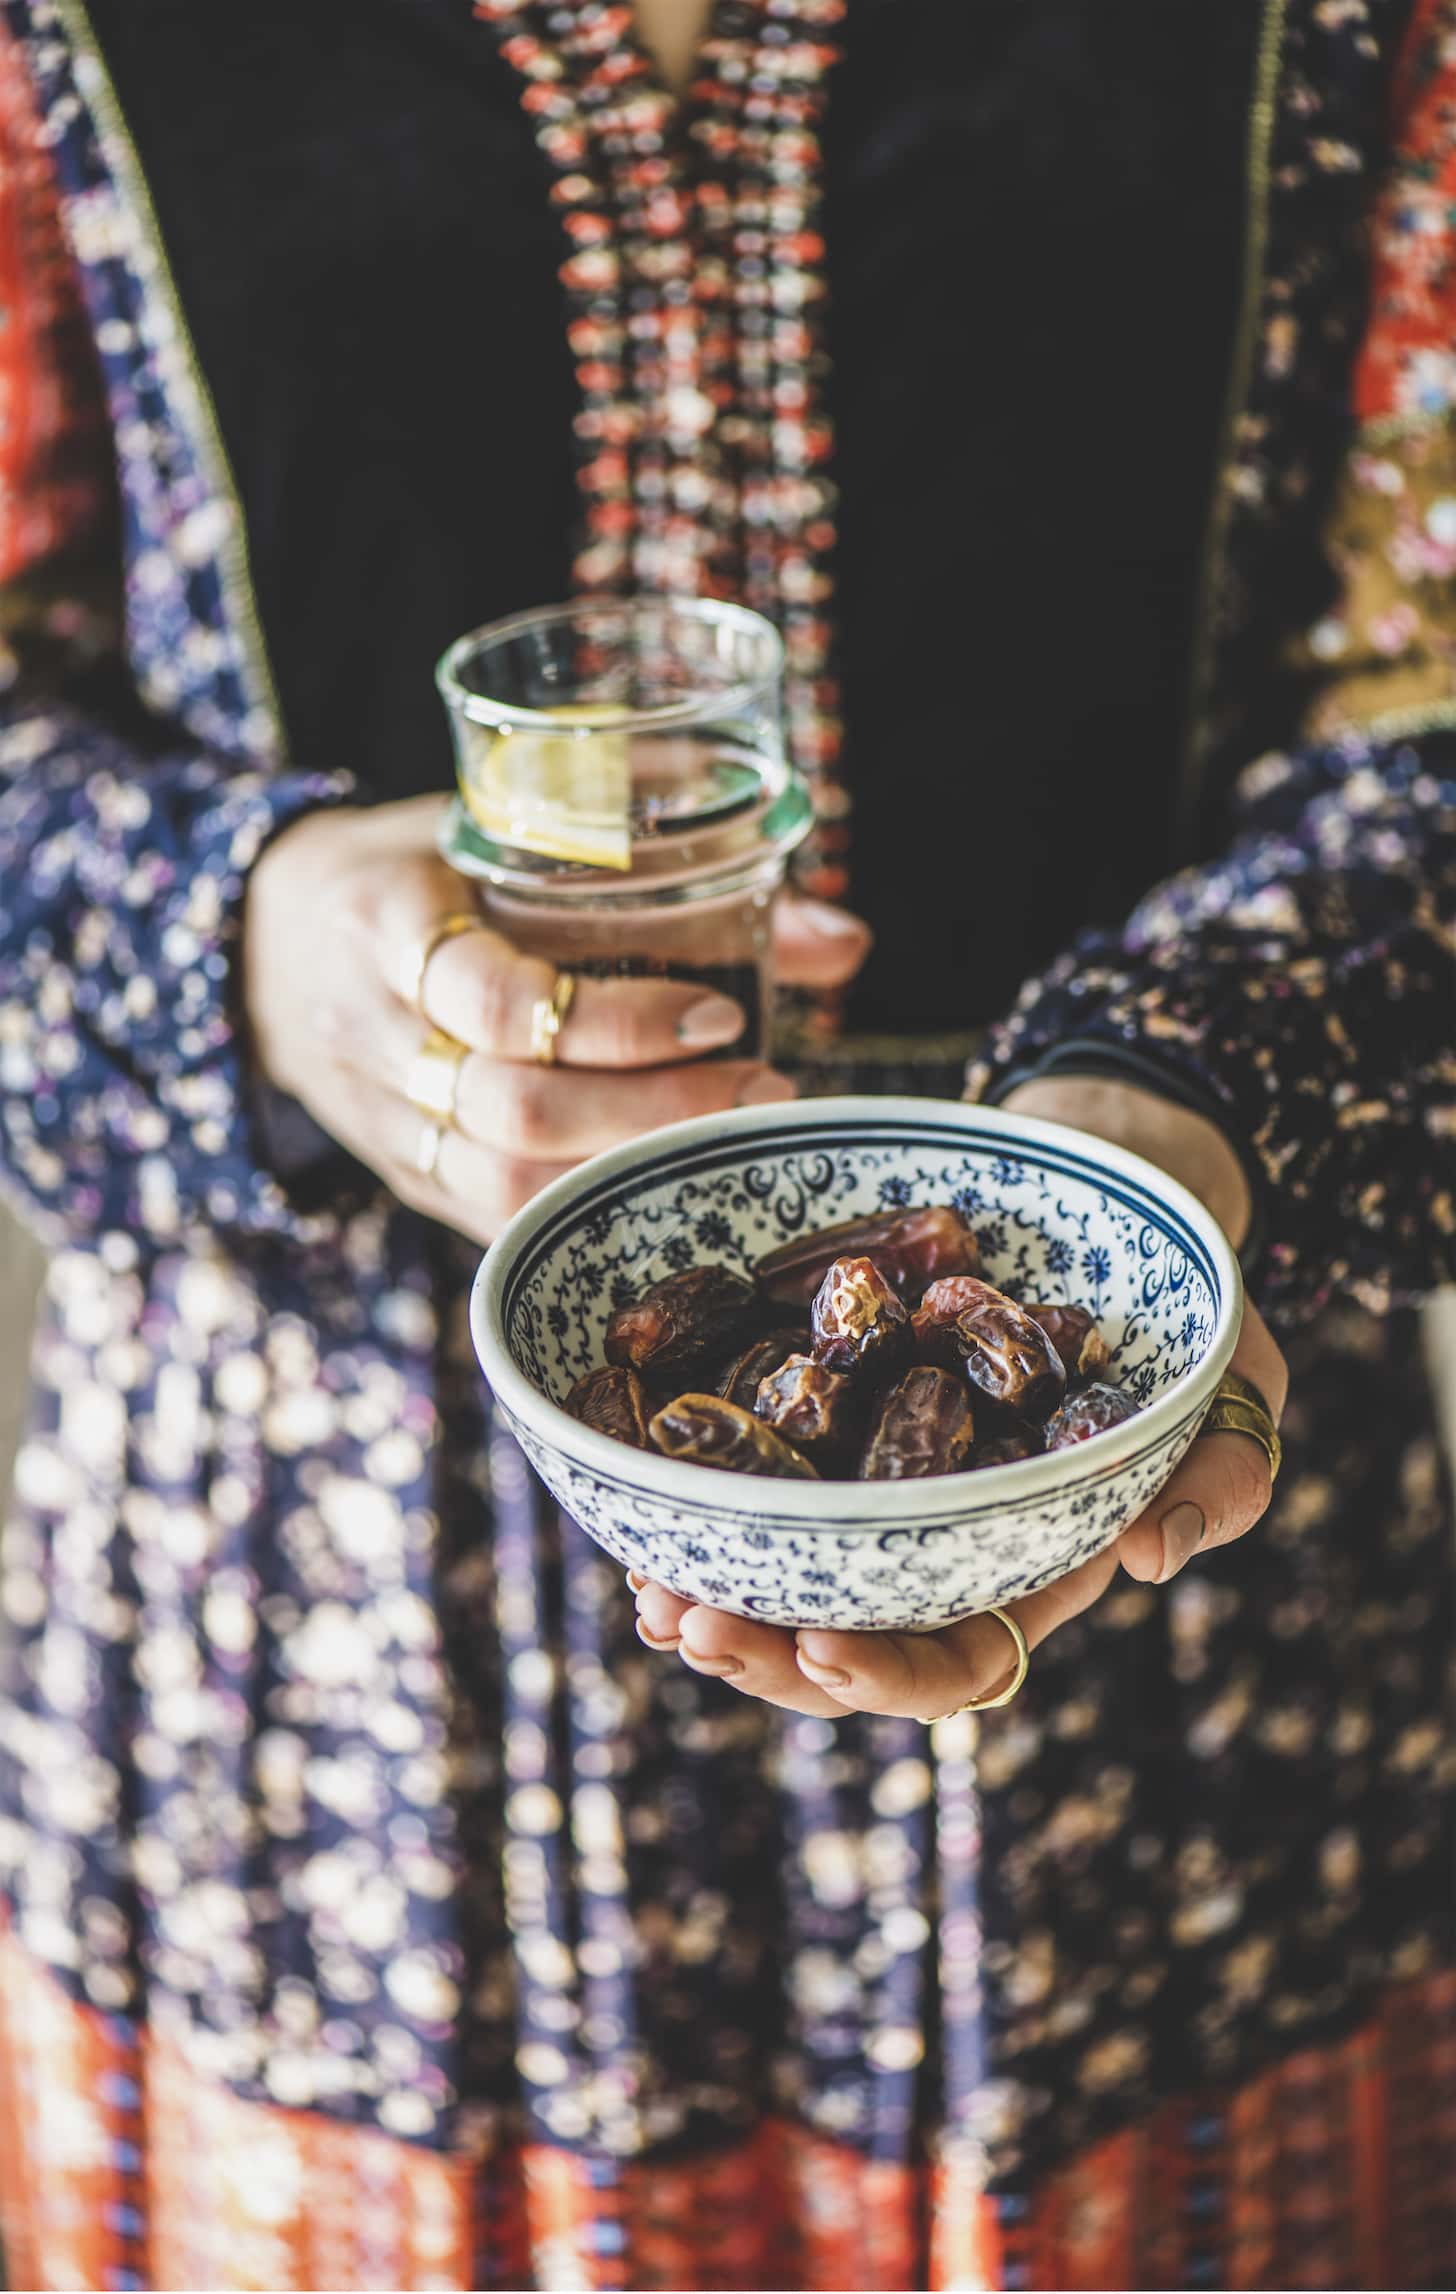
[479,2,799,141]
[624,0,726,111]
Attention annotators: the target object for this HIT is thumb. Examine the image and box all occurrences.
[772,891,873,989]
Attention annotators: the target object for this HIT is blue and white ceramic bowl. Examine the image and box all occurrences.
[472,1097,1243,1632]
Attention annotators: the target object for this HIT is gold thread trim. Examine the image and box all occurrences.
[1360,410,1442,447]
[52,0,286,756]
[1292,416,1456,741]
[1174,0,1288,852]
[1323,697,1456,741]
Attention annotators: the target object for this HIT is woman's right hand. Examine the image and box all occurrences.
[244,795,863,1244]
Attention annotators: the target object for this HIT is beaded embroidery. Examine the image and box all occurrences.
[475,0,850,926]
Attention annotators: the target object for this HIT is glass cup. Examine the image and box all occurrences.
[435,598,811,1060]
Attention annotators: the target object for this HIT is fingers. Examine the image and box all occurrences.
[343,999,795,1157]
[632,1578,691,1650]
[678,1605,855,1716]
[319,1060,573,1244]
[1118,1297,1288,1584]
[364,854,759,1070]
[454,1052,793,1152]
[632,1582,859,1715]
[634,1550,1121,1724]
[772,892,873,990]
[332,993,795,1171]
[792,1546,1121,1723]
[421,928,755,1070]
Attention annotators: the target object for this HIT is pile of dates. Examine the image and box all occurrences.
[564,1202,1140,1481]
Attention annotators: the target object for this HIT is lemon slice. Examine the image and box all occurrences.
[456,701,632,870]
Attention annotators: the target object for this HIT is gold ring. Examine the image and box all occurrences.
[415,1117,445,1180]
[406,911,485,1016]
[933,1605,1030,1720]
[529,970,578,1066]
[405,1027,468,1126]
[1203,1368,1282,1486]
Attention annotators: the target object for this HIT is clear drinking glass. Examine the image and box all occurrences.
[435,598,810,1059]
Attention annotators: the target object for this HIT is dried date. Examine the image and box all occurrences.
[755,1354,857,1457]
[951,1279,1067,1421]
[1024,1302,1112,1383]
[1044,1381,1137,1450]
[572,1210,1143,1480]
[754,1204,978,1309]
[648,1393,819,1478]
[565,1364,651,1449]
[972,1421,1045,1469]
[810,1256,913,1382]
[912,1275,1003,1366]
[605,1264,757,1376]
[859,1366,976,1480]
[717,1328,809,1412]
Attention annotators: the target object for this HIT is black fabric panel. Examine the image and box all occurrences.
[825,0,1263,1028]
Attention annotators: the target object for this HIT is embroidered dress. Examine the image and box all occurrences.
[0,3,1452,2289]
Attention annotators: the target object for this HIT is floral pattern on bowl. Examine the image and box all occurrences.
[472,1098,1242,1631]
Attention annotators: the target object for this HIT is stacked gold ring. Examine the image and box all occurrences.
[406,910,485,1017]
[1203,1368,1282,1485]
[530,970,577,1066]
[404,1018,469,1185]
[406,1028,469,1126]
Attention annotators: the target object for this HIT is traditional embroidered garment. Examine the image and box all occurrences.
[0,2,1452,2288]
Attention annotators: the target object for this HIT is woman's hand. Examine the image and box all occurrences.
[244,794,871,1243]
[633,1074,1288,1719]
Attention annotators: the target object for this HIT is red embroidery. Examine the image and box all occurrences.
[1355,0,1456,422]
[4,1917,1454,2290]
[0,20,110,587]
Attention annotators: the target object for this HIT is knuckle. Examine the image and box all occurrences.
[508,1066,556,1158]
[593,987,651,1068]
[332,868,382,938]
[471,952,516,1052]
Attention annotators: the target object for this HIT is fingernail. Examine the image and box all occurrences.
[797,901,865,938]
[737,1070,797,1107]
[797,1655,851,1690]
[678,1648,743,1678]
[1159,1501,1207,1580]
[678,994,744,1050]
[626,1569,647,1591]
[635,1619,681,1652]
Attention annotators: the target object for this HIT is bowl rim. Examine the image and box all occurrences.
[472,1095,1244,1521]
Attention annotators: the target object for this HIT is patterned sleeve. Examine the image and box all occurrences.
[0,35,351,1247]
[970,16,1456,1327]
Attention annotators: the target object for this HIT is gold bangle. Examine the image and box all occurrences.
[931,1605,1030,1720]
[405,911,485,1016]
[405,1027,468,1126]
[1203,1368,1282,1486]
[529,970,578,1066]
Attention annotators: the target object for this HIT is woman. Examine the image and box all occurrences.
[0,0,1451,2286]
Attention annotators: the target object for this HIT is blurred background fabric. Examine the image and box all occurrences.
[0,1207,42,1503]
[1,1188,1453,1501]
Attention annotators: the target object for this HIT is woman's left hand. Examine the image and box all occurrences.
[632,1074,1288,1720]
